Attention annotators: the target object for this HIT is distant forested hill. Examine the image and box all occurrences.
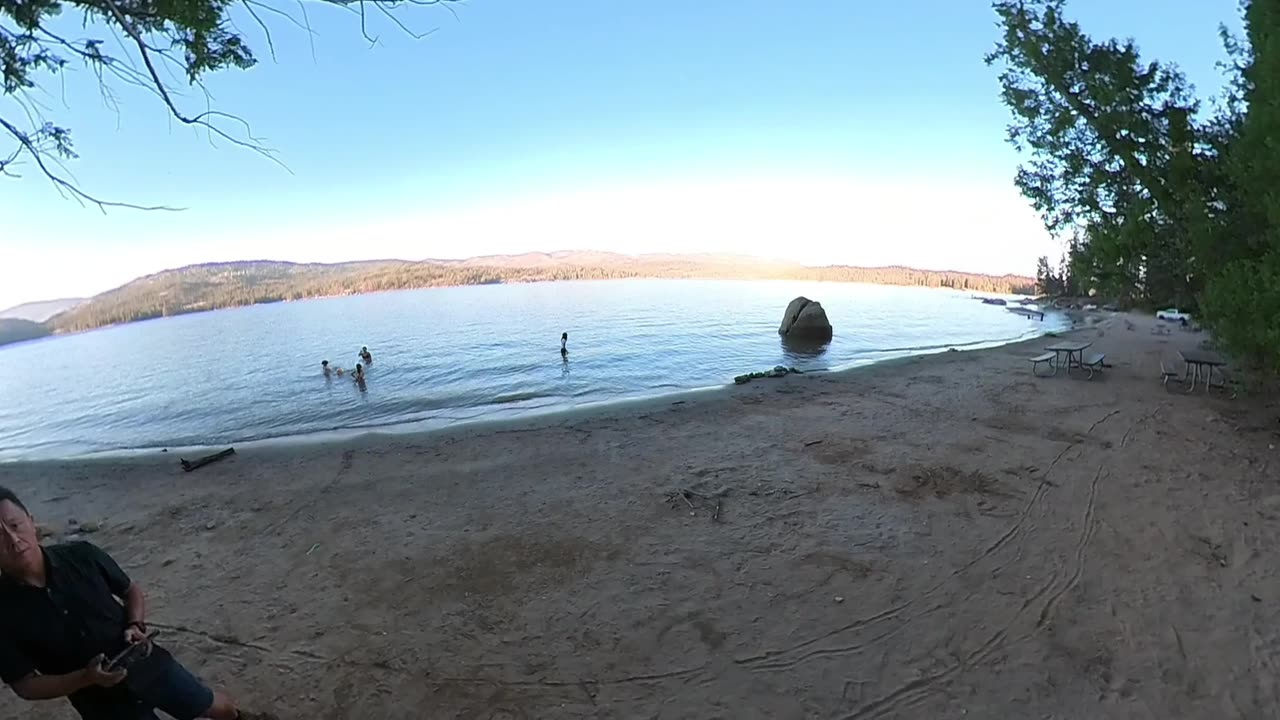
[44,253,1035,334]
[0,319,52,347]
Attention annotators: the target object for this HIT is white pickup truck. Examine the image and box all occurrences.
[1156,308,1191,322]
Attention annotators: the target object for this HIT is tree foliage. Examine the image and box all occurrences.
[1199,0,1280,369]
[990,0,1280,369]
[1034,253,1079,297]
[0,0,459,208]
[987,0,1213,309]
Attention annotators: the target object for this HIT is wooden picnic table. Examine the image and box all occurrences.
[1044,341,1092,375]
[1179,349,1227,393]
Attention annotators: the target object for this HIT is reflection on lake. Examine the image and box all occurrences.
[0,279,1067,460]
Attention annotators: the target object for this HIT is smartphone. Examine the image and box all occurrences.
[104,630,159,672]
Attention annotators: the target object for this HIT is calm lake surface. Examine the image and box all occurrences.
[0,280,1067,460]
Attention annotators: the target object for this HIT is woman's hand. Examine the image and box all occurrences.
[124,624,149,646]
[82,655,127,688]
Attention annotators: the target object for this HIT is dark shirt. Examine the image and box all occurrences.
[0,542,141,712]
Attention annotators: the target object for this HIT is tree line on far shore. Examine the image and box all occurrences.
[38,258,1035,336]
[992,0,1280,369]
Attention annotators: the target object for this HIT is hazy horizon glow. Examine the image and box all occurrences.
[0,0,1240,309]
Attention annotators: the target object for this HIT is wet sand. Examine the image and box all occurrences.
[6,312,1280,720]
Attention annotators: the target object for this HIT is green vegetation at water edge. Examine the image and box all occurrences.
[990,0,1280,370]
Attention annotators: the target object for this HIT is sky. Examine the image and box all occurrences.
[0,0,1244,309]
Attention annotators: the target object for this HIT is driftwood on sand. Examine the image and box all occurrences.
[665,485,731,522]
[181,448,235,473]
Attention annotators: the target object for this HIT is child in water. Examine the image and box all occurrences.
[560,332,569,356]
[359,346,373,364]
[352,363,365,382]
[321,360,332,377]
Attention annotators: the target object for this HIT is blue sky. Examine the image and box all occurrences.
[0,0,1242,308]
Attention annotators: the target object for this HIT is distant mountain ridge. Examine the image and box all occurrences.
[8,252,1034,342]
[0,297,84,322]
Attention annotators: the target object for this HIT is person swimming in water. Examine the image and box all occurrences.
[359,346,373,364]
[560,332,569,356]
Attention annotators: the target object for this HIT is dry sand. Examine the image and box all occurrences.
[5,312,1280,720]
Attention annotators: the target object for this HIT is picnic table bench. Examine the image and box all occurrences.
[1029,352,1056,376]
[1029,341,1103,379]
[1080,353,1106,379]
[1029,341,1093,377]
[1179,349,1228,393]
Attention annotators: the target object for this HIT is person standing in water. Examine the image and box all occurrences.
[321,360,332,378]
[359,346,372,364]
[560,332,569,357]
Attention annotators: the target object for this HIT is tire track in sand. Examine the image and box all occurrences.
[737,440,1078,673]
[840,462,1107,719]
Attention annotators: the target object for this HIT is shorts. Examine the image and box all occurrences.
[74,647,215,720]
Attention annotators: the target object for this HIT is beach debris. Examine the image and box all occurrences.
[895,466,1007,500]
[734,366,803,385]
[306,543,320,556]
[804,439,824,447]
[204,521,218,531]
[665,486,731,521]
[747,484,819,500]
[181,447,236,473]
[76,521,101,534]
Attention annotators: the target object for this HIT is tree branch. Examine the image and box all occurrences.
[97,0,290,171]
[0,114,179,211]
[2,0,465,210]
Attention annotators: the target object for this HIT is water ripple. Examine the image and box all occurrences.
[0,279,1067,460]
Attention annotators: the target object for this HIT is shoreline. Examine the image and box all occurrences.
[13,267,1039,346]
[5,316,1073,465]
[9,309,1274,719]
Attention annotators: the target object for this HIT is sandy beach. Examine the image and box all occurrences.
[5,311,1279,720]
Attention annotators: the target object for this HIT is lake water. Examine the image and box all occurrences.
[0,280,1067,460]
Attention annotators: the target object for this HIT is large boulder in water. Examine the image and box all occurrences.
[778,297,833,340]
